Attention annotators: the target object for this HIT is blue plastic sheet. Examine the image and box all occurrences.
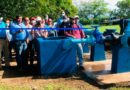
[90,43,106,61]
[83,43,89,53]
[112,45,130,73]
[36,38,77,76]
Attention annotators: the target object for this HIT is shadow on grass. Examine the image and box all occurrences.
[2,64,40,78]
[2,64,79,79]
[1,64,128,89]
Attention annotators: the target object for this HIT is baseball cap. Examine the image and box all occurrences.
[0,17,3,21]
[74,15,79,19]
[36,16,42,21]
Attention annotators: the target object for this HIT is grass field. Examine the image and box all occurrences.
[1,83,130,90]
[0,84,74,90]
[84,25,120,33]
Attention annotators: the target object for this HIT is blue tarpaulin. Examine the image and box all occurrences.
[36,37,77,76]
[112,45,130,73]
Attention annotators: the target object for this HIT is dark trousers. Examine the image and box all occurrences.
[27,40,35,65]
[14,41,28,68]
[9,41,14,59]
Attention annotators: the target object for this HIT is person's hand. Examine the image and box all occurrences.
[19,29,23,32]
[72,35,76,38]
[15,30,23,35]
[26,38,30,44]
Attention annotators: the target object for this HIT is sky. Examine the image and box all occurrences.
[104,0,120,10]
[73,0,121,10]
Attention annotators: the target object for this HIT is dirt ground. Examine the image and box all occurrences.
[0,50,125,90]
[0,61,99,90]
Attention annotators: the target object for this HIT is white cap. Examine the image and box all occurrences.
[31,20,36,25]
[74,15,79,19]
[36,16,42,21]
[0,17,3,21]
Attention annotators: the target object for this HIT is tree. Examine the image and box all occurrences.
[0,0,77,20]
[116,0,130,18]
[78,0,109,19]
[78,0,109,24]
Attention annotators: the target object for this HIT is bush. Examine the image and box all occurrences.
[80,18,91,25]
[93,18,100,24]
[80,18,108,25]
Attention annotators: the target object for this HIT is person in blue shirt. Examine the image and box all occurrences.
[10,15,29,69]
[0,17,10,69]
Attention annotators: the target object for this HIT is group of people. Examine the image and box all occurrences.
[0,11,86,70]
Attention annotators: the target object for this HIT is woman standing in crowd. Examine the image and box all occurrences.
[35,16,48,38]
[46,18,57,37]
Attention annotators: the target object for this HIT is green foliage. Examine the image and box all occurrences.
[109,10,119,18]
[116,0,130,18]
[78,0,109,19]
[80,18,90,25]
[93,18,100,24]
[0,0,36,18]
[0,0,77,20]
[80,18,101,25]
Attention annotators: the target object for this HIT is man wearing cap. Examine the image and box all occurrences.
[65,17,85,69]
[74,15,83,28]
[0,17,10,69]
[10,15,29,69]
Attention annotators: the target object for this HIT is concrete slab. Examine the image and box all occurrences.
[97,72,130,84]
[83,60,130,85]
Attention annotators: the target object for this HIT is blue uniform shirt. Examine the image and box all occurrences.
[0,21,6,38]
[10,22,29,41]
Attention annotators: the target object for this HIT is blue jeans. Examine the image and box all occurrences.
[14,41,28,68]
[77,43,83,66]
[67,37,84,66]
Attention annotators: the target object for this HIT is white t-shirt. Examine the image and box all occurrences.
[26,24,34,41]
[6,30,12,42]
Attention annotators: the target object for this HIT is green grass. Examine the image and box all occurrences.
[110,87,130,90]
[0,84,31,90]
[84,25,120,33]
[42,84,76,90]
[0,83,76,90]
[1,82,130,90]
